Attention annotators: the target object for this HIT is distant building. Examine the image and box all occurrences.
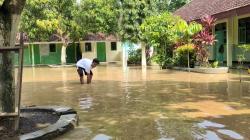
[80,33,122,64]
[175,0,250,67]
[16,33,122,66]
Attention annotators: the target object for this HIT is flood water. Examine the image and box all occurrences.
[21,66,250,140]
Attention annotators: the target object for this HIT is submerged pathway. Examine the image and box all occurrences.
[21,66,250,140]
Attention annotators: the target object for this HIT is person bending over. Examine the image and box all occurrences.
[76,58,99,84]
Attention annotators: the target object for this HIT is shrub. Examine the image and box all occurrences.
[211,61,218,68]
[127,48,141,65]
[175,44,195,67]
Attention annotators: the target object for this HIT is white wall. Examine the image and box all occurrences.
[80,41,122,62]
[39,44,49,56]
[80,41,97,59]
[106,41,122,62]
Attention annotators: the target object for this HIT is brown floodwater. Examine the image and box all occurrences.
[21,66,250,140]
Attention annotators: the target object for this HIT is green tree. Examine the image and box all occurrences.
[150,0,190,13]
[0,0,26,131]
[20,0,120,64]
[118,0,156,43]
[140,12,182,67]
[168,0,190,12]
[117,0,189,66]
[73,0,119,36]
[140,12,202,68]
[20,0,78,64]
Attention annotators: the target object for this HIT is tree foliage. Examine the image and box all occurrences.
[194,15,216,65]
[150,0,190,13]
[140,12,178,67]
[174,20,203,45]
[118,0,157,43]
[20,0,77,42]
[140,11,202,68]
[73,0,119,37]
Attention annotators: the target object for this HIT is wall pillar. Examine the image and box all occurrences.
[141,42,147,67]
[122,42,128,70]
[227,17,234,67]
[31,44,35,67]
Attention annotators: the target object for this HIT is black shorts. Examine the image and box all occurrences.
[77,67,93,77]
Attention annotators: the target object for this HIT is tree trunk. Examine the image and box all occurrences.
[0,15,18,132]
[0,0,27,131]
[0,53,15,112]
[61,45,67,65]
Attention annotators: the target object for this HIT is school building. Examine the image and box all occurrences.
[175,0,250,67]
[19,33,122,66]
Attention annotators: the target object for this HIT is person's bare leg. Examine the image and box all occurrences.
[87,75,92,84]
[80,76,84,84]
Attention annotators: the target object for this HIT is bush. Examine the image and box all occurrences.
[127,48,141,65]
[174,44,196,67]
[211,61,218,68]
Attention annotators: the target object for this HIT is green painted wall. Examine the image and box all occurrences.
[14,43,82,66]
[24,46,32,65]
[40,44,61,64]
[14,45,32,66]
[33,44,40,64]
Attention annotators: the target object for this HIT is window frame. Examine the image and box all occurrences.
[111,42,117,51]
[49,44,56,53]
[85,42,92,52]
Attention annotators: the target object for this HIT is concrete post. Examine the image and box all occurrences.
[227,17,234,67]
[141,42,147,67]
[122,42,128,70]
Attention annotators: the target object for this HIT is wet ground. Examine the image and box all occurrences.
[21,66,250,140]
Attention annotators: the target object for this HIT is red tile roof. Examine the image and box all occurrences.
[82,33,119,41]
[175,0,250,21]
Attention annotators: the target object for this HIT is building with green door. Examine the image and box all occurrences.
[175,0,250,67]
[80,34,122,64]
[19,42,81,66]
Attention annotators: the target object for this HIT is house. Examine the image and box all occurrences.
[79,33,122,64]
[16,42,81,66]
[175,0,250,67]
[15,33,123,66]
[14,33,81,66]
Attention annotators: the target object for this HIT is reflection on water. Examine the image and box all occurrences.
[198,120,225,128]
[20,66,250,140]
[202,131,221,140]
[92,134,112,140]
[196,120,244,140]
[79,97,93,110]
[217,129,244,140]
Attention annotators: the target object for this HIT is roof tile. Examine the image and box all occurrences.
[175,0,250,21]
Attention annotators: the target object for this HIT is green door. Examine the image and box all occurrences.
[66,43,76,64]
[215,31,224,61]
[97,42,106,62]
[215,23,226,63]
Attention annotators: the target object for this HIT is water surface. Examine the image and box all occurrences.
[21,66,250,140]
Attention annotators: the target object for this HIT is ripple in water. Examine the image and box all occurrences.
[79,97,93,110]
